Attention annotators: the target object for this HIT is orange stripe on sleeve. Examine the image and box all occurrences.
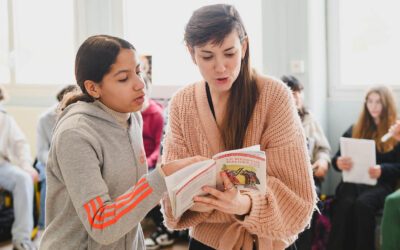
[83,177,154,230]
[94,183,150,221]
[84,203,93,225]
[91,187,153,229]
[115,178,147,202]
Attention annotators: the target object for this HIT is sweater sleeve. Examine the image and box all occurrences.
[36,116,51,165]
[234,83,317,239]
[379,143,400,183]
[55,128,167,245]
[161,92,213,230]
[7,115,32,169]
[331,126,353,172]
[309,116,331,164]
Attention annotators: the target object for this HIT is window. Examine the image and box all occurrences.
[0,0,10,83]
[1,0,75,85]
[329,0,400,90]
[123,0,262,86]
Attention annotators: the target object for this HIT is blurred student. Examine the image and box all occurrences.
[282,75,331,250]
[328,85,400,250]
[39,35,204,249]
[35,84,76,228]
[0,86,38,250]
[139,69,175,250]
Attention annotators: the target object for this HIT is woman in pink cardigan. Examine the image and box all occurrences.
[161,4,316,250]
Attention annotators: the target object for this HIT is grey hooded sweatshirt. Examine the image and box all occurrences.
[40,101,167,250]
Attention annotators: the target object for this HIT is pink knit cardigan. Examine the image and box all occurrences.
[161,75,316,250]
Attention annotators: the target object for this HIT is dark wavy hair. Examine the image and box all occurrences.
[281,75,308,121]
[185,4,258,150]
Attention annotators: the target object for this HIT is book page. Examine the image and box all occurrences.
[213,145,266,194]
[166,159,216,218]
[340,137,377,185]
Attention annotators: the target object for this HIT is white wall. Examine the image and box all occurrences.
[6,0,388,195]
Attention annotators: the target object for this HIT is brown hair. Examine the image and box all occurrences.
[281,75,308,121]
[62,35,135,109]
[56,84,78,102]
[352,85,397,153]
[0,85,5,102]
[185,4,258,150]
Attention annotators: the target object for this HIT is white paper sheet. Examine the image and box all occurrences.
[340,137,377,185]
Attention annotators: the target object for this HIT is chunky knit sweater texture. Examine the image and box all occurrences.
[161,75,317,250]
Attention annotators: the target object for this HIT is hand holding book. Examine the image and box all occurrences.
[193,171,252,216]
[164,145,266,218]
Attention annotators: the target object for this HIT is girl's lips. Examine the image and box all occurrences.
[134,95,145,104]
[216,77,229,84]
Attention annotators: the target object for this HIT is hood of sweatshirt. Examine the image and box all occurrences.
[55,101,136,133]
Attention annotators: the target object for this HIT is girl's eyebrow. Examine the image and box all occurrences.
[200,46,235,53]
[113,64,141,76]
[113,69,129,77]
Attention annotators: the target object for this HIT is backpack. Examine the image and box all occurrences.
[0,186,41,242]
[0,190,14,242]
[312,196,333,250]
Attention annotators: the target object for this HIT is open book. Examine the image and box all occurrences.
[165,145,267,218]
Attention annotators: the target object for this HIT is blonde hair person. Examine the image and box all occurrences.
[328,85,400,250]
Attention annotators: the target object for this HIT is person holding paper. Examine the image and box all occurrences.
[328,86,400,250]
[161,4,316,250]
[39,35,205,250]
[281,75,331,250]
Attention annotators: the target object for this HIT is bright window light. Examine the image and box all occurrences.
[124,0,262,86]
[12,0,75,85]
[0,0,10,84]
[338,0,400,86]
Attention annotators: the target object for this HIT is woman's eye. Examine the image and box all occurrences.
[225,53,235,57]
[202,56,213,60]
[118,77,128,82]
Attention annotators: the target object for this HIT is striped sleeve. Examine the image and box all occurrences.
[55,129,166,245]
[83,177,153,230]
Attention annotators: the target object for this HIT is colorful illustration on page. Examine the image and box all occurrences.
[221,164,260,190]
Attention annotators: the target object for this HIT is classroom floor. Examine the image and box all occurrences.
[0,218,189,250]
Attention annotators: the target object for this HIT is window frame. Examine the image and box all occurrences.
[327,0,400,99]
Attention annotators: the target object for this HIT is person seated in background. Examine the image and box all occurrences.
[140,67,179,250]
[0,86,39,250]
[281,75,331,250]
[140,62,163,171]
[327,85,400,250]
[381,120,400,250]
[35,84,77,228]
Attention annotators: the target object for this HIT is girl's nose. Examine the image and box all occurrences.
[134,77,145,91]
[214,58,226,73]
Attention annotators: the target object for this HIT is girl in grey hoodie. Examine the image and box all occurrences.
[39,35,203,250]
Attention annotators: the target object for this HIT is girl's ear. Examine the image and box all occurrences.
[83,80,101,99]
[188,46,197,65]
[241,37,248,60]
